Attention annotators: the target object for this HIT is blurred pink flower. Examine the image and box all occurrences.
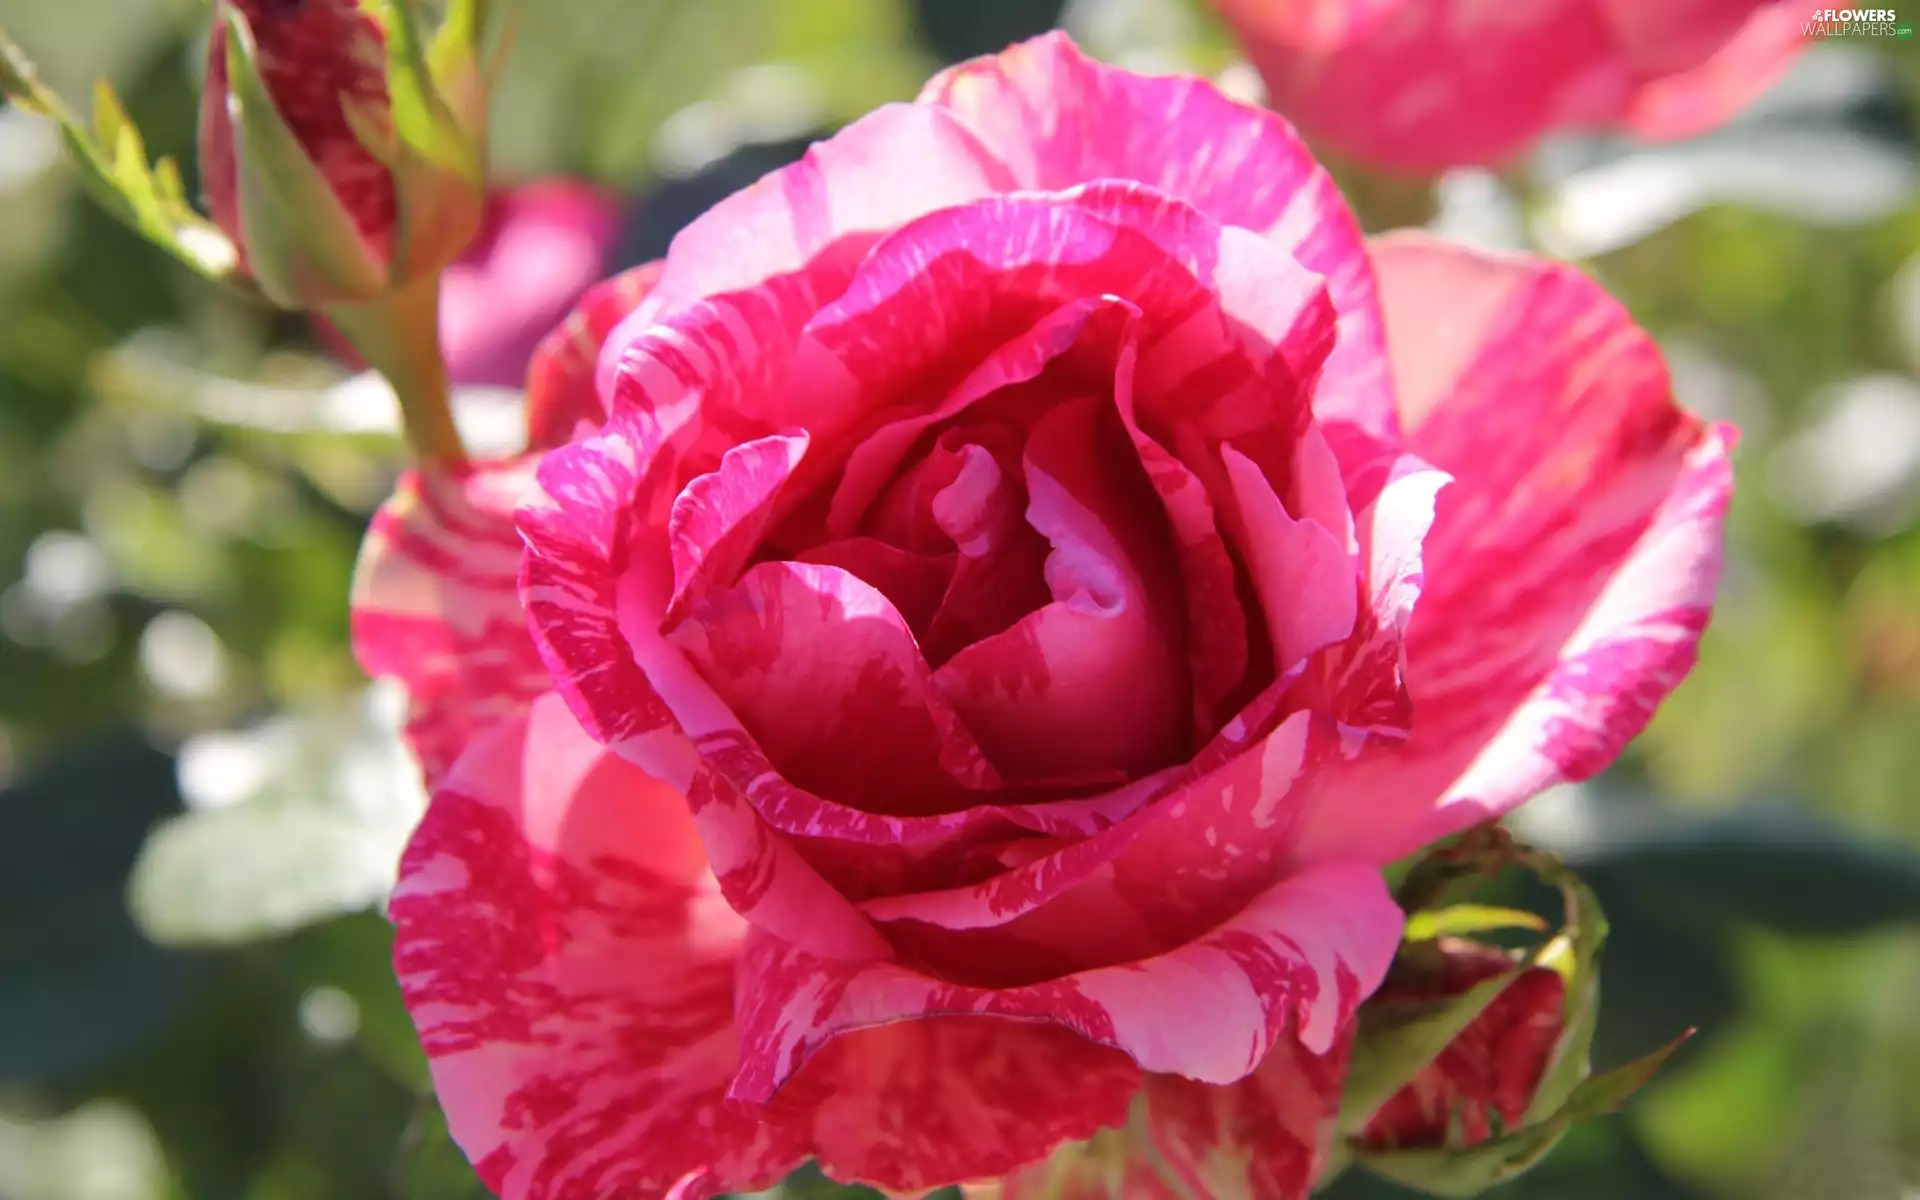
[1210,0,1809,171]
[434,182,622,387]
[351,33,1732,1200]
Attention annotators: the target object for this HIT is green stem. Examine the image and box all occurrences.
[324,275,467,471]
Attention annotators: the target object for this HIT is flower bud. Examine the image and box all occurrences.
[195,0,488,310]
[1337,832,1690,1197]
[198,0,395,279]
[1358,939,1567,1150]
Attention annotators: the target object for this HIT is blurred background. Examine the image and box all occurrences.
[0,1,1916,1197]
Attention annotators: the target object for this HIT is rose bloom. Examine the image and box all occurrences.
[1210,0,1808,171]
[353,34,1733,1200]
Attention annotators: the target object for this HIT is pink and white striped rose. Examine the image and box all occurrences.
[351,33,1733,1200]
[1210,0,1809,172]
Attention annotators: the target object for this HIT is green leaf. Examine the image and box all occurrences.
[1339,964,1529,1133]
[0,25,248,287]
[221,6,389,306]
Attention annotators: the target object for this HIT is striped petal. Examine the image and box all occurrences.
[390,694,808,1200]
[350,459,549,789]
[1288,235,1734,865]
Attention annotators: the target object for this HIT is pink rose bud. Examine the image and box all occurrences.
[198,0,396,275]
[192,0,488,311]
[1360,940,1568,1150]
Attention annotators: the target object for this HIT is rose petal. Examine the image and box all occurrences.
[1287,235,1734,864]
[1215,0,1619,171]
[670,560,1001,813]
[1300,453,1451,738]
[918,438,1057,664]
[793,537,956,635]
[923,33,1392,445]
[524,409,1156,906]
[1112,391,1253,735]
[1363,947,1567,1149]
[934,395,1189,781]
[734,859,1399,1107]
[862,706,1387,981]
[827,294,1147,541]
[595,104,1017,400]
[664,431,811,625]
[351,459,549,789]
[521,421,891,958]
[1219,443,1357,674]
[526,262,661,449]
[784,1018,1142,1193]
[390,694,809,1199]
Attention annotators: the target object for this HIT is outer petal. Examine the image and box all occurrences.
[922,33,1394,444]
[594,104,1017,400]
[350,459,549,789]
[525,262,662,449]
[389,694,808,1199]
[733,860,1400,1100]
[1289,235,1734,864]
[858,704,1402,982]
[784,1018,1142,1193]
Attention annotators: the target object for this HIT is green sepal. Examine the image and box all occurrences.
[342,0,486,288]
[1352,1032,1691,1196]
[1,25,251,291]
[220,5,389,306]
[1519,855,1611,1125]
[426,0,496,145]
[1403,904,1549,943]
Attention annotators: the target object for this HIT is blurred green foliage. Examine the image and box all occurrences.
[0,0,1917,1197]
